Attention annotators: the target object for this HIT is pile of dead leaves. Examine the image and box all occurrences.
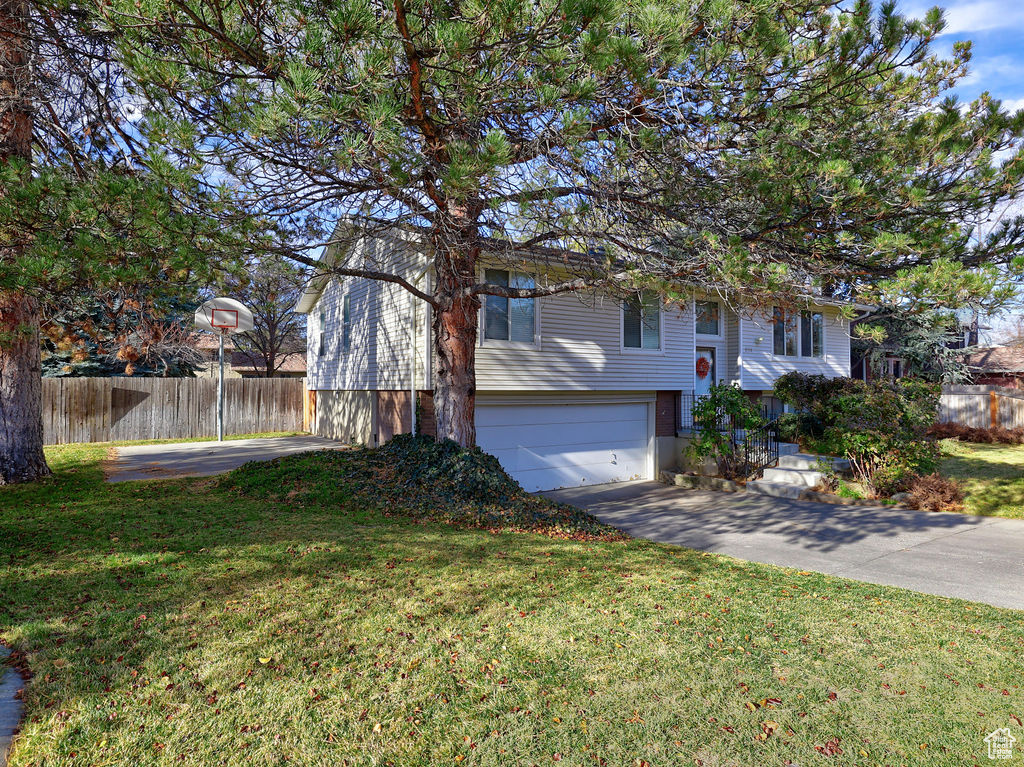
[218,434,626,541]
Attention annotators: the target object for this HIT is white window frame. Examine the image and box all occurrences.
[620,293,664,354]
[479,268,540,349]
[884,356,904,379]
[772,306,826,360]
[317,309,326,357]
[694,299,723,339]
[341,293,352,354]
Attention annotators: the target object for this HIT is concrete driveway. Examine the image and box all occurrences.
[106,436,345,482]
[544,481,1024,610]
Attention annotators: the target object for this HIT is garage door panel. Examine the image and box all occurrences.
[477,419,648,450]
[475,402,645,428]
[475,401,652,492]
[511,462,648,493]
[484,440,646,473]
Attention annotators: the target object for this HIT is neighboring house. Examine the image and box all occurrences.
[296,228,862,492]
[192,334,307,379]
[965,345,1024,389]
[851,312,982,382]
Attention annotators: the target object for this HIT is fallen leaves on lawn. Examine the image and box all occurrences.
[219,434,626,540]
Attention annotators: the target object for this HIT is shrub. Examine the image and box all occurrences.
[905,473,964,512]
[928,422,1024,445]
[773,372,941,499]
[687,383,766,480]
[219,434,624,540]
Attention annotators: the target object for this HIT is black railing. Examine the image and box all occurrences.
[677,391,782,479]
[738,418,780,479]
[678,391,782,432]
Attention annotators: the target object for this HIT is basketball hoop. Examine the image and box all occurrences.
[210,309,239,334]
[194,297,255,442]
[195,297,254,335]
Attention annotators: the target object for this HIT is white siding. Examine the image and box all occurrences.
[305,233,430,392]
[475,293,694,391]
[306,274,377,391]
[303,231,850,396]
[373,247,431,391]
[740,305,851,390]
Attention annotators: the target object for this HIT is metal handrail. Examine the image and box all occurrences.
[739,417,780,479]
[678,391,781,479]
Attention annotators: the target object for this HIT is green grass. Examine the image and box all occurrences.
[0,444,1022,766]
[939,439,1024,518]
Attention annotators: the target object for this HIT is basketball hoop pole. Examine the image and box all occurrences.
[217,332,225,442]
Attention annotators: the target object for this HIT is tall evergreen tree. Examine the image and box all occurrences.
[39,0,1024,447]
[0,0,253,481]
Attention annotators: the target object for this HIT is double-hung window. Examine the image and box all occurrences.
[695,300,720,336]
[800,310,823,358]
[773,307,823,358]
[317,310,326,357]
[623,293,661,350]
[483,268,536,343]
[341,294,352,353]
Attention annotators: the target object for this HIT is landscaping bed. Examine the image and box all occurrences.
[219,434,625,540]
[0,442,1021,765]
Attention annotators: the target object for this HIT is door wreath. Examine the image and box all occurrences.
[696,356,711,379]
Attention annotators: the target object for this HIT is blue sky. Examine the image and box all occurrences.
[900,0,1024,112]
[897,2,1024,338]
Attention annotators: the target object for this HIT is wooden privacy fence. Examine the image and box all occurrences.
[43,377,305,445]
[939,385,1024,429]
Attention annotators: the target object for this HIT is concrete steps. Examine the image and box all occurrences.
[760,466,823,487]
[747,448,848,498]
[777,453,851,471]
[746,480,805,499]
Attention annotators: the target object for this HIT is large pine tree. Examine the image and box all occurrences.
[87,0,1024,446]
[0,0,48,482]
[0,0,250,481]
[9,0,1024,459]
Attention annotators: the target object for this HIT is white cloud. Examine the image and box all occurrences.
[959,54,1024,87]
[902,0,1024,34]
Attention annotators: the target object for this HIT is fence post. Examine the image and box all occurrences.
[991,391,999,429]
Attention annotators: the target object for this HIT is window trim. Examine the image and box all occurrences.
[884,356,904,379]
[620,293,664,354]
[772,306,826,360]
[694,299,723,339]
[317,309,326,357]
[478,267,541,349]
[341,293,352,354]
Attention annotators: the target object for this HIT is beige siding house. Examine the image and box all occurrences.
[297,230,862,492]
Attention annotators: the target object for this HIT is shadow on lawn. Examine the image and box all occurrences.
[0,459,711,685]
[939,451,1024,517]
[547,481,987,553]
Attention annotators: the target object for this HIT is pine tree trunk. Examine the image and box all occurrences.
[0,292,50,483]
[0,0,50,482]
[431,242,480,448]
[431,295,480,447]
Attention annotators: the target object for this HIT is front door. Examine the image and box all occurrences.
[695,347,716,398]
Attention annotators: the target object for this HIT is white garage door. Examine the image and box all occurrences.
[476,401,652,492]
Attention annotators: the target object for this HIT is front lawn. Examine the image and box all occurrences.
[1,442,1022,766]
[939,439,1024,518]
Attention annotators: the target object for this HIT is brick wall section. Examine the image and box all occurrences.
[655,391,678,437]
[376,391,412,443]
[417,390,437,437]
